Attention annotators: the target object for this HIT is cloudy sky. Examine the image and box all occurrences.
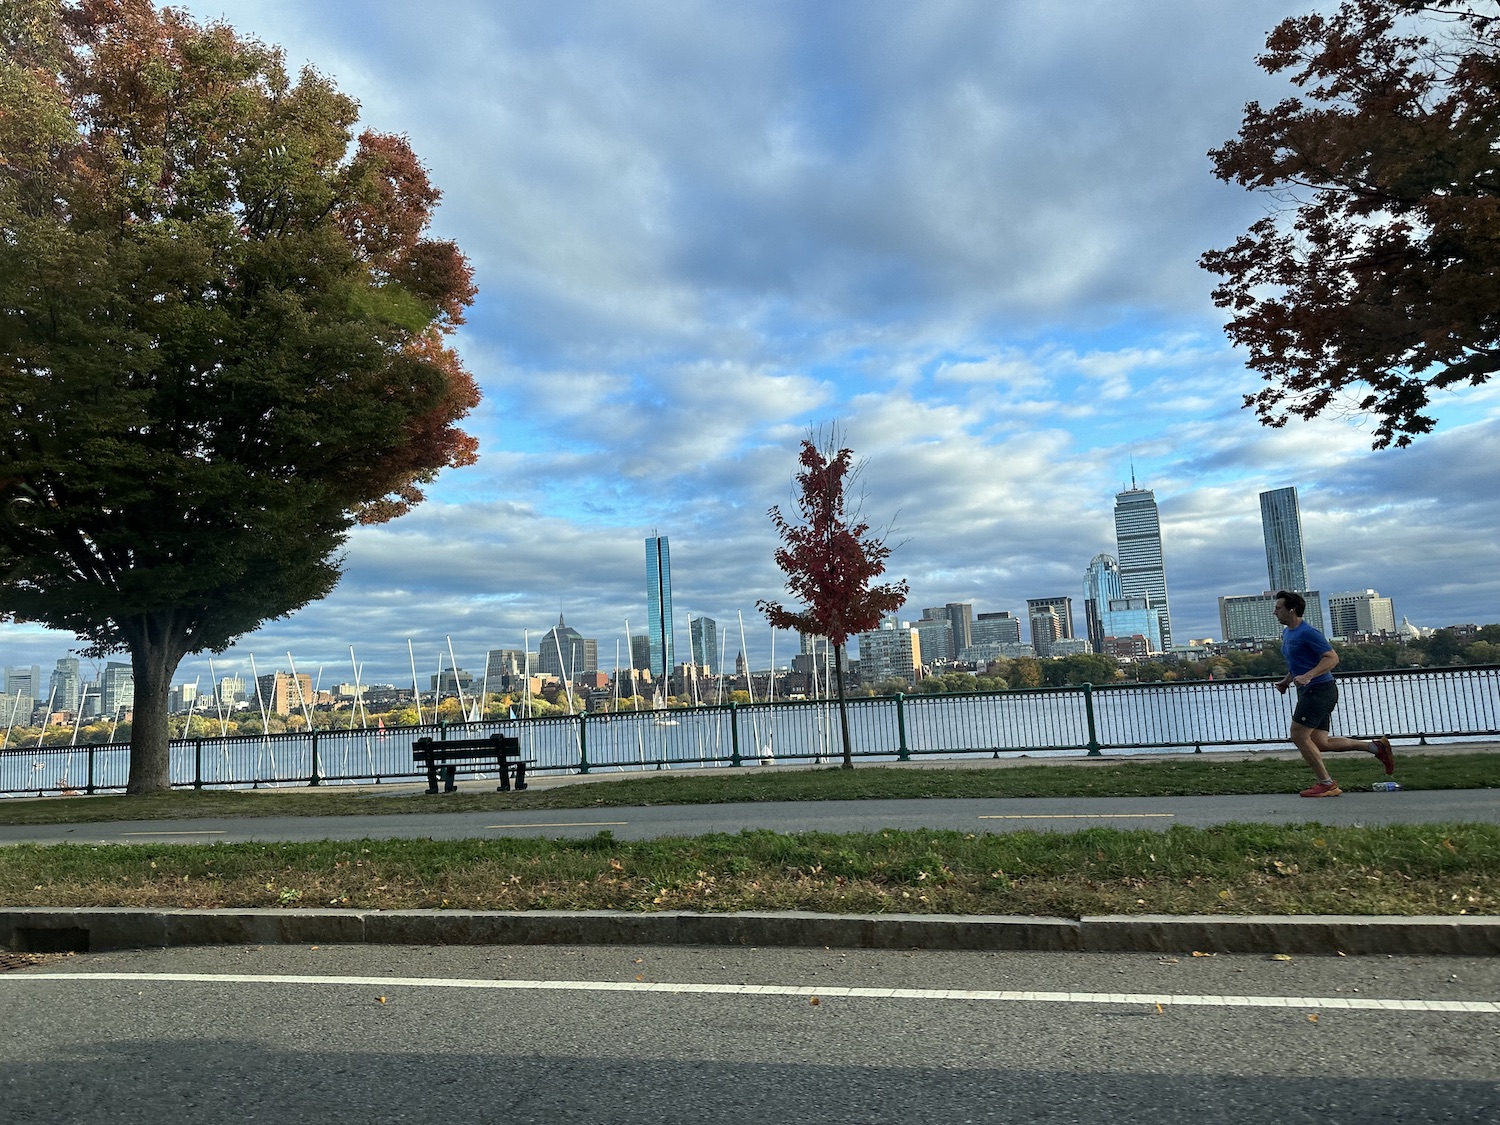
[5,0,1498,693]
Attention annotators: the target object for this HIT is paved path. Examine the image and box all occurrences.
[2,788,1497,846]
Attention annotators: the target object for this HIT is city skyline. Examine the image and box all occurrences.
[2,1,1497,690]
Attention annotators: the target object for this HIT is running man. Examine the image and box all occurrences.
[1273,590,1395,797]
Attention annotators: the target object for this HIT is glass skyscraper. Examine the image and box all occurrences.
[1113,483,1172,650]
[645,535,673,682]
[689,614,718,674]
[1082,553,1123,652]
[1259,486,1309,593]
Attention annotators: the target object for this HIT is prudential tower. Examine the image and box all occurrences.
[1113,477,1173,651]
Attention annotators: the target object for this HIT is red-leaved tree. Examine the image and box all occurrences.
[758,437,908,769]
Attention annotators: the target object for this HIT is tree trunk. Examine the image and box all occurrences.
[123,615,188,794]
[833,642,854,770]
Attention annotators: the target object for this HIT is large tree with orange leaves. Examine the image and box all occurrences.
[0,0,481,790]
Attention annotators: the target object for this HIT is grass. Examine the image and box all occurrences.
[2,824,1495,917]
[1,750,1496,825]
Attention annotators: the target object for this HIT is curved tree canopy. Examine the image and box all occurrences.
[1203,0,1500,448]
[0,0,481,789]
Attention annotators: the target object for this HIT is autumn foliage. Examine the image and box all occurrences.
[0,0,481,790]
[1203,0,1500,448]
[759,438,907,768]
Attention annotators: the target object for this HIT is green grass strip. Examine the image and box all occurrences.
[2,752,1497,825]
[2,823,1495,917]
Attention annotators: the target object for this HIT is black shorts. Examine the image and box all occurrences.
[1292,681,1338,731]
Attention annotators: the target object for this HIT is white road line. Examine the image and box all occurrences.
[5,972,1493,1014]
[120,831,227,836]
[483,821,630,829]
[978,814,1174,820]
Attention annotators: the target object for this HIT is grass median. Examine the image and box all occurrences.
[2,823,1497,918]
[2,750,1497,825]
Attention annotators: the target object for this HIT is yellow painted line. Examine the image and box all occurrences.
[978,814,1174,820]
[119,830,227,837]
[484,821,630,829]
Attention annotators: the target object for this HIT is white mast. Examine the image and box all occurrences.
[407,639,424,725]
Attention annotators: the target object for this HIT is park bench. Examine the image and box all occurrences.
[412,734,529,794]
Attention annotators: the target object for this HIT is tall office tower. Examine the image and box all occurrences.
[49,657,82,713]
[99,661,134,715]
[1327,590,1397,640]
[1114,481,1173,650]
[538,615,599,679]
[1083,554,1123,654]
[1028,606,1061,658]
[945,603,974,653]
[629,633,652,676]
[689,616,719,674]
[485,648,535,688]
[855,620,921,685]
[645,535,674,683]
[4,664,42,709]
[1025,597,1075,640]
[1259,486,1310,593]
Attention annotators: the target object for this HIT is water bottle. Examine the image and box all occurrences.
[1371,781,1402,792]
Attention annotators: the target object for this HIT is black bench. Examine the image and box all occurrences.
[413,735,529,794]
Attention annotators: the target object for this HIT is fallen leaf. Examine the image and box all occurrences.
[376,996,387,1004]
[309,946,319,952]
[1270,954,1294,961]
[1191,951,1215,958]
[1158,957,1179,965]
[635,974,644,982]
[809,996,821,1007]
[1155,1003,1165,1014]
[1307,1013,1319,1023]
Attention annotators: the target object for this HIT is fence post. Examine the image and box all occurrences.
[895,693,910,761]
[728,702,741,767]
[194,739,203,790]
[308,729,321,787]
[577,712,590,774]
[86,745,96,795]
[1083,683,1102,756]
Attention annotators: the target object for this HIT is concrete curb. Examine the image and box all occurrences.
[4,907,1497,957]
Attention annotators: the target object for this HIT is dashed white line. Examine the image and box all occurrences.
[5,972,1493,1014]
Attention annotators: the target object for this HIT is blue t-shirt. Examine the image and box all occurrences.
[1282,621,1334,684]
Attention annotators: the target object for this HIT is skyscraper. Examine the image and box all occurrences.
[1259,486,1310,593]
[1083,553,1123,653]
[1025,597,1075,640]
[945,603,973,653]
[689,615,719,674]
[645,535,673,683]
[1114,481,1173,650]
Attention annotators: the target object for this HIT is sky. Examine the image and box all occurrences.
[4,0,1498,695]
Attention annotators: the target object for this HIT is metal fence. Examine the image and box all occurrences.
[3,664,1497,796]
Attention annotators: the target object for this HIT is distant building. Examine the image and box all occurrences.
[1026,597,1075,641]
[1100,634,1152,660]
[645,535,674,683]
[1029,605,1062,658]
[100,661,134,716]
[1327,590,1396,640]
[914,612,955,664]
[3,664,42,719]
[1220,590,1326,641]
[538,615,599,679]
[1114,480,1173,650]
[1083,554,1123,654]
[1102,596,1161,653]
[429,667,475,697]
[49,657,82,714]
[485,649,535,688]
[689,615,720,675]
[629,633,651,675]
[169,682,198,713]
[1260,486,1310,593]
[971,611,1023,647]
[945,603,974,654]
[254,671,313,717]
[217,676,245,709]
[856,620,921,685]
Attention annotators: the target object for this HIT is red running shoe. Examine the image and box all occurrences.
[1372,736,1395,775]
[1299,779,1342,798]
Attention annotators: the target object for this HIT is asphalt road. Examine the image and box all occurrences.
[3,943,1497,1124]
[2,789,1498,846]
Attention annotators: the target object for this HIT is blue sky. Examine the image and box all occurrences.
[4,0,1498,693]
